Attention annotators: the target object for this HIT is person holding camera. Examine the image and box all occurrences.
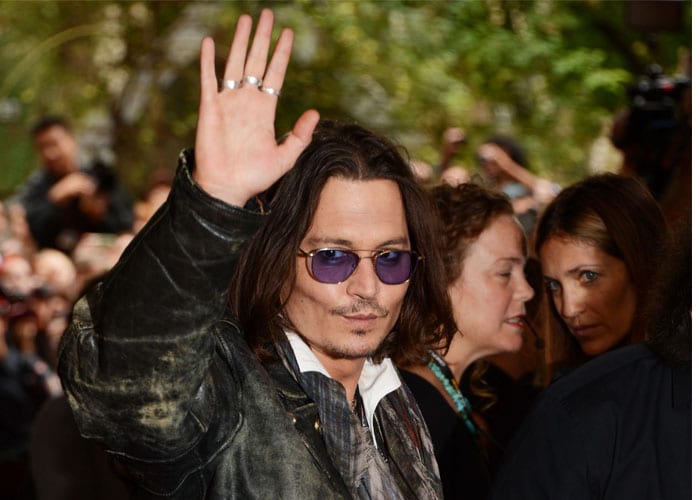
[610,64,691,228]
[11,116,134,254]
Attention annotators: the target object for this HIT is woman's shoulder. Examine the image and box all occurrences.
[541,344,668,418]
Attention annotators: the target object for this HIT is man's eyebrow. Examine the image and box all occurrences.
[376,238,411,248]
[305,237,353,248]
[305,237,410,248]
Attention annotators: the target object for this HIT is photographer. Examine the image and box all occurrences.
[611,64,691,226]
[11,116,134,254]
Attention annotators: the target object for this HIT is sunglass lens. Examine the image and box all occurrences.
[311,249,358,283]
[375,251,417,284]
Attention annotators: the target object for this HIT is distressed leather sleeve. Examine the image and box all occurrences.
[58,150,266,474]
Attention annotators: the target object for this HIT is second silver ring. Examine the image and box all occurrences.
[222,79,241,90]
[243,75,262,87]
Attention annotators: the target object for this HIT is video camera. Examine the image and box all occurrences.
[612,64,690,199]
[627,64,690,135]
[87,160,119,193]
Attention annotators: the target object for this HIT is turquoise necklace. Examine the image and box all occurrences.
[427,349,479,437]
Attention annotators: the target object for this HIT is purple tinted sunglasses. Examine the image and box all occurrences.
[298,248,422,285]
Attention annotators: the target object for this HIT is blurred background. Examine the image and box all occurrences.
[0,0,691,196]
[0,4,691,499]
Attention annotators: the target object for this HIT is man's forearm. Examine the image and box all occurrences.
[57,150,266,459]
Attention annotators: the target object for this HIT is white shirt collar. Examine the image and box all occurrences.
[285,331,402,446]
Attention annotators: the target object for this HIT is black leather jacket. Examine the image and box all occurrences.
[58,151,440,499]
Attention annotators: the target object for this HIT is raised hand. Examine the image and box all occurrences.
[194,9,320,207]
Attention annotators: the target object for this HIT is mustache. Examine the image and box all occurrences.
[330,300,389,317]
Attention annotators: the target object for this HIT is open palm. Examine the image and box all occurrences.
[194,9,319,207]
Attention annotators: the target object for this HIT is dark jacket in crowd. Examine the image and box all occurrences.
[489,343,690,500]
[30,395,131,500]
[0,348,55,499]
[58,152,441,499]
[14,161,134,252]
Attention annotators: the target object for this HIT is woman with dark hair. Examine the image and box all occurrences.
[534,173,668,374]
[400,182,535,499]
[489,209,690,500]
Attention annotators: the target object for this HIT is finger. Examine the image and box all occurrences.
[223,14,252,84]
[242,9,274,87]
[199,37,217,104]
[261,28,293,95]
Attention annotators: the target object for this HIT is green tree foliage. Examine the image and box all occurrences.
[0,0,690,197]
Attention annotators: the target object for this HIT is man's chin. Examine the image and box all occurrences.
[328,346,379,361]
[327,336,383,361]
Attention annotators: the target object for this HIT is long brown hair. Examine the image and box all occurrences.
[535,173,669,353]
[230,120,456,364]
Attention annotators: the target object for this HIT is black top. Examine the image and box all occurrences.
[489,343,691,500]
[465,363,540,468]
[401,369,491,500]
[30,395,130,500]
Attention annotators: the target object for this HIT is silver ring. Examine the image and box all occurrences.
[259,86,281,97]
[222,79,241,90]
[243,75,262,87]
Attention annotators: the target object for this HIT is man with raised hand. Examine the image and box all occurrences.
[59,10,454,499]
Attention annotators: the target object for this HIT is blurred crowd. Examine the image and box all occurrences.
[1,117,171,499]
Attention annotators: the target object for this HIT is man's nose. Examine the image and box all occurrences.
[345,257,380,299]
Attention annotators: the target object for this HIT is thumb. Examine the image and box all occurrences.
[278,109,320,161]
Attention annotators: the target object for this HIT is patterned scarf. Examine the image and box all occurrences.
[276,339,443,499]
